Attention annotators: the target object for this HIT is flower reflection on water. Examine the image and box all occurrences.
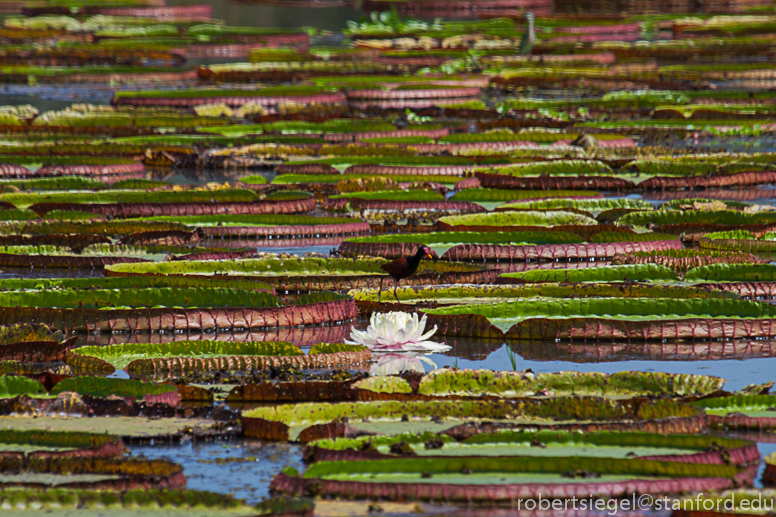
[346,312,451,375]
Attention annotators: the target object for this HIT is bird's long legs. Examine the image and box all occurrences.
[377,276,383,302]
[393,278,400,303]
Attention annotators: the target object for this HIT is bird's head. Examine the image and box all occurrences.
[418,245,433,260]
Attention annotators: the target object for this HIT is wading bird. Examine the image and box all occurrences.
[378,245,434,302]
[519,12,536,56]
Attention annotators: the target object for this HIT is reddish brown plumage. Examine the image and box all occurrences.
[379,246,433,302]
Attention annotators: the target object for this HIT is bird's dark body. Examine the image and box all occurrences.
[381,254,422,281]
[378,246,433,302]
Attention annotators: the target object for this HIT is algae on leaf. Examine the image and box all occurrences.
[414,370,724,398]
[70,341,304,370]
[501,264,681,283]
[0,489,264,516]
[439,210,597,227]
[0,288,279,310]
[309,429,749,461]
[243,397,700,440]
[50,376,176,399]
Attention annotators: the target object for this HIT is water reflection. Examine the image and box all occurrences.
[513,340,776,363]
[72,324,352,348]
[426,343,776,391]
[439,335,505,360]
[371,351,436,375]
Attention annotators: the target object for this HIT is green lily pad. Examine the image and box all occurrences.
[0,288,278,310]
[0,489,308,517]
[243,397,700,441]
[423,297,776,332]
[500,265,681,283]
[0,376,48,399]
[70,341,304,370]
[0,189,259,209]
[311,429,748,460]
[50,377,176,399]
[449,189,601,202]
[438,211,597,227]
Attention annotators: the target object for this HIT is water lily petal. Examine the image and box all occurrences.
[348,311,443,356]
[415,340,451,352]
[418,324,438,343]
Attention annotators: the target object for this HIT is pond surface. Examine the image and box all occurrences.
[1,2,775,514]
[130,440,304,504]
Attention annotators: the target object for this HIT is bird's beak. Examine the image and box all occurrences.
[426,251,435,260]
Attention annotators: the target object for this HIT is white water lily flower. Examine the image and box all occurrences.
[369,352,438,376]
[346,312,450,353]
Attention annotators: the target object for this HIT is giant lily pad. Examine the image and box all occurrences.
[612,249,764,273]
[350,284,735,315]
[616,210,776,228]
[0,288,278,310]
[439,211,598,228]
[68,341,371,377]
[476,172,635,191]
[0,454,184,490]
[422,297,776,340]
[0,375,48,398]
[330,190,445,201]
[242,397,704,441]
[699,230,776,253]
[136,214,369,238]
[441,237,681,262]
[685,264,776,282]
[473,160,615,177]
[105,257,498,292]
[0,489,294,516]
[0,288,355,331]
[683,264,776,299]
[410,370,725,398]
[306,430,755,467]
[501,264,681,283]
[0,276,274,293]
[497,198,652,212]
[30,198,316,219]
[0,188,260,210]
[272,455,741,502]
[0,416,236,443]
[228,369,724,403]
[451,189,602,202]
[691,395,776,430]
[0,220,188,237]
[49,376,177,400]
[339,231,584,258]
[0,429,124,459]
[112,86,343,107]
